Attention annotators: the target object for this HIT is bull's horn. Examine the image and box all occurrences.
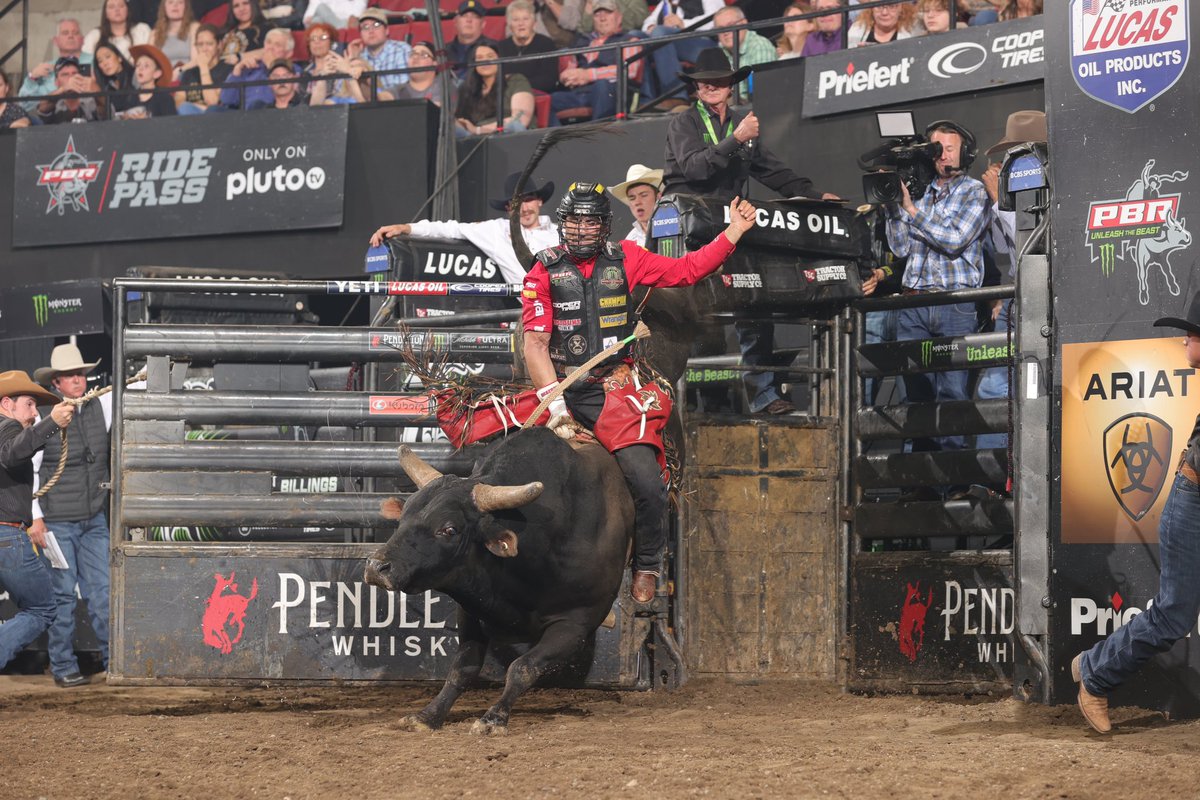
[398,446,443,489]
[472,481,545,513]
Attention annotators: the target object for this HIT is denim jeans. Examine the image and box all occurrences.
[736,321,793,413]
[40,511,110,678]
[863,309,900,407]
[0,527,55,669]
[647,27,715,100]
[896,302,980,451]
[975,299,1013,450]
[549,82,618,126]
[1081,473,1200,695]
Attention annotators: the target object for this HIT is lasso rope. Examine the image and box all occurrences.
[34,371,145,500]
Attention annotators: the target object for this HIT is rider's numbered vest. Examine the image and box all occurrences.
[538,243,636,368]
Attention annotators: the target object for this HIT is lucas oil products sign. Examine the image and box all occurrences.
[12,105,348,247]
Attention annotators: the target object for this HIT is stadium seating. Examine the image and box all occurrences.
[201,3,228,27]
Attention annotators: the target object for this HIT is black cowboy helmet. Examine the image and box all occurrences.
[489,172,556,211]
[678,48,752,86]
[556,181,612,258]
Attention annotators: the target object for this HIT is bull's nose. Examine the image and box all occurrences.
[364,557,392,589]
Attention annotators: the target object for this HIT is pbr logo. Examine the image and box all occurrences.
[1086,159,1190,305]
[1070,0,1189,113]
[201,572,258,655]
[1103,412,1171,521]
[35,136,103,215]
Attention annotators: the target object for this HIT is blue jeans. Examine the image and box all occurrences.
[975,299,1013,450]
[41,511,110,677]
[1081,473,1200,695]
[549,82,618,126]
[863,309,900,407]
[896,302,980,451]
[647,27,714,100]
[0,527,55,669]
[736,321,791,413]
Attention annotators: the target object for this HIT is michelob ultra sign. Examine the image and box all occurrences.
[1061,337,1197,544]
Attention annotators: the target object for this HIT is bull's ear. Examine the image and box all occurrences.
[380,497,405,520]
[484,530,519,558]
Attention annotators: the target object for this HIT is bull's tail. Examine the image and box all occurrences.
[509,123,624,271]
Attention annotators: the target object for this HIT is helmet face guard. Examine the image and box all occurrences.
[557,181,612,259]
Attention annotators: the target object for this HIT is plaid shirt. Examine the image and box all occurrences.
[885,173,989,291]
[721,30,776,98]
[363,39,412,94]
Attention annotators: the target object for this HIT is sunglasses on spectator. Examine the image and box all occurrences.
[359,20,384,29]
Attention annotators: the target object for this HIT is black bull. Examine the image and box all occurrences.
[364,427,635,734]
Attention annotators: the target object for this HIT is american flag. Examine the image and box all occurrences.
[1082,0,1102,15]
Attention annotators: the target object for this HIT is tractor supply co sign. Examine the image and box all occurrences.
[802,16,1044,117]
[12,105,347,247]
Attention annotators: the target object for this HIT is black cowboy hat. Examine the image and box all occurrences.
[489,172,555,211]
[1154,290,1200,337]
[678,48,752,85]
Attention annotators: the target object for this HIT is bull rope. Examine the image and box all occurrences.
[34,371,145,500]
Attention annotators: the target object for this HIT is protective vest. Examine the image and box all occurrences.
[37,398,110,522]
[538,242,636,368]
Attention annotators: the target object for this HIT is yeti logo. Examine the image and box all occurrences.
[898,582,934,663]
[1086,159,1191,305]
[35,136,103,216]
[1103,412,1172,521]
[201,572,259,654]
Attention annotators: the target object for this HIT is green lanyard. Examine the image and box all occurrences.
[698,102,734,146]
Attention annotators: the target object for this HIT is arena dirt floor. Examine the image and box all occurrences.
[1,675,1194,799]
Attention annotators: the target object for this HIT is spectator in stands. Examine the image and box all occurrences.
[261,0,310,30]
[19,19,93,113]
[552,0,651,39]
[610,164,663,247]
[393,41,443,105]
[304,0,366,29]
[800,0,845,57]
[123,43,178,117]
[498,0,561,95]
[999,0,1041,20]
[151,0,200,76]
[176,23,231,113]
[641,0,723,109]
[37,57,100,124]
[84,0,153,59]
[917,0,964,33]
[448,0,488,82]
[455,40,535,136]
[0,72,32,129]
[550,0,642,124]
[714,6,774,99]
[310,54,388,103]
[219,27,300,109]
[776,2,814,60]
[369,174,559,285]
[348,7,411,97]
[219,0,270,63]
[848,2,918,47]
[251,59,305,108]
[93,40,141,118]
[884,120,989,480]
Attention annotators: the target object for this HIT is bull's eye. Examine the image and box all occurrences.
[435,524,458,538]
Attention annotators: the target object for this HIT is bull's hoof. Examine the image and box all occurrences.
[470,718,509,736]
[395,715,436,732]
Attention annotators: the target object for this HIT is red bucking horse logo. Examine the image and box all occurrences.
[898,582,934,663]
[202,572,258,654]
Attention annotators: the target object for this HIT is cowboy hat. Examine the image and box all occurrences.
[1154,290,1200,337]
[0,371,61,406]
[489,172,556,211]
[985,110,1047,156]
[129,43,174,87]
[678,48,752,86]
[33,344,100,387]
[610,164,664,207]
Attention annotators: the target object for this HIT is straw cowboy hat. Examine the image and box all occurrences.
[34,344,100,387]
[985,110,1047,156]
[1154,290,1200,337]
[130,44,175,88]
[679,48,753,86]
[0,371,61,406]
[610,164,665,207]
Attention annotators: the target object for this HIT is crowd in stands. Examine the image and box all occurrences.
[0,0,1043,130]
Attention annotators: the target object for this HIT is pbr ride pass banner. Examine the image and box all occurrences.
[12,105,348,247]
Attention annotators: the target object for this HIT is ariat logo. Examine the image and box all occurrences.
[33,295,49,327]
[1103,412,1172,521]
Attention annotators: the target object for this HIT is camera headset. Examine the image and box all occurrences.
[923,120,977,174]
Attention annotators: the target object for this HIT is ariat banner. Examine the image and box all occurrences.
[1060,337,1196,544]
[12,105,348,247]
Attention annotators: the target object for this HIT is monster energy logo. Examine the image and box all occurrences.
[32,294,49,327]
[921,339,933,367]
[918,339,959,367]
[659,238,675,258]
[1098,242,1116,277]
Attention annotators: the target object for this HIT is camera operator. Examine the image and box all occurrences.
[884,120,990,476]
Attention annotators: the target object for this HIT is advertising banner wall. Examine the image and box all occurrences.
[0,279,107,341]
[12,106,348,247]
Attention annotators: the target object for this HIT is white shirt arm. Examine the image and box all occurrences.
[408,219,469,241]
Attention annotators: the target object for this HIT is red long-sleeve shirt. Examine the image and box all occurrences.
[522,233,736,333]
